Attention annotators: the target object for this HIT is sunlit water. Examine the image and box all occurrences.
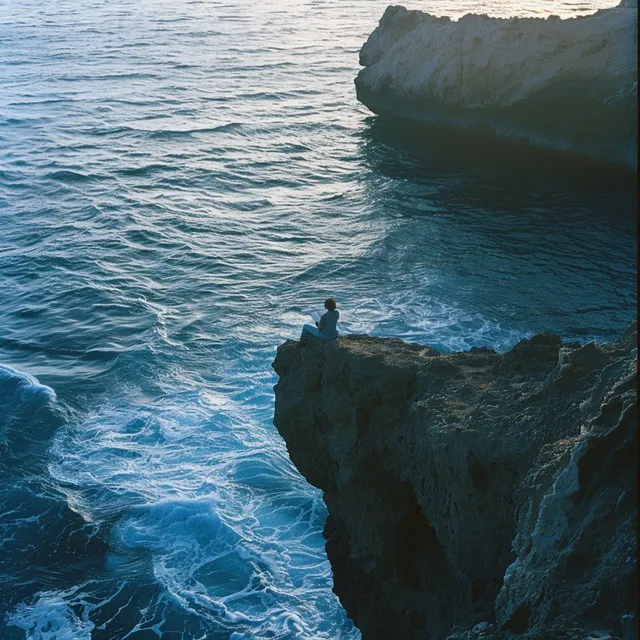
[0,0,636,638]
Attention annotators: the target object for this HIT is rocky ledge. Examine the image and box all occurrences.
[272,326,637,640]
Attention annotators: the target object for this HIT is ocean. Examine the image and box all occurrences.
[0,0,636,638]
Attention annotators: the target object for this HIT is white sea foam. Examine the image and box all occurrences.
[46,388,356,638]
[7,591,94,640]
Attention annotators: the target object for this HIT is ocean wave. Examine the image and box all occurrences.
[115,163,180,177]
[144,123,244,138]
[0,363,55,406]
[0,364,58,471]
[72,122,244,140]
[0,365,110,637]
[44,170,101,183]
[40,391,358,638]
[356,3,638,168]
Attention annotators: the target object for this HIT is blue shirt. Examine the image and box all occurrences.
[319,309,339,339]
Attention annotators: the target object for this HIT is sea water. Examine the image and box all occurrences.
[0,0,636,638]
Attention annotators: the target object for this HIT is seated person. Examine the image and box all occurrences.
[301,298,339,340]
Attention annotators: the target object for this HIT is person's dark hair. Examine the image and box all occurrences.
[324,298,337,311]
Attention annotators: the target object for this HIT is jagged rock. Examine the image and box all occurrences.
[272,325,637,640]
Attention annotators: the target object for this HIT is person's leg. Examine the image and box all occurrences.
[301,324,320,339]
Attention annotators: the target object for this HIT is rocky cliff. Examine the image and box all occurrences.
[272,326,637,640]
[355,3,638,169]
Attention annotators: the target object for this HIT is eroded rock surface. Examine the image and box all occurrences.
[355,3,638,168]
[272,326,637,640]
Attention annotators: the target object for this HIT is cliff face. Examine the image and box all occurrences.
[272,328,637,640]
[355,4,638,168]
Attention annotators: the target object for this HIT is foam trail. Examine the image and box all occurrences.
[7,591,94,640]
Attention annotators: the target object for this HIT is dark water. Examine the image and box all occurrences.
[0,0,636,638]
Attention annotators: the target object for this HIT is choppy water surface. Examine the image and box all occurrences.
[0,0,636,637]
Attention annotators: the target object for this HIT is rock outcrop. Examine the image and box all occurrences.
[355,3,638,169]
[272,326,637,640]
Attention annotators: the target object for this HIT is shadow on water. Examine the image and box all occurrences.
[351,115,637,344]
[359,115,638,224]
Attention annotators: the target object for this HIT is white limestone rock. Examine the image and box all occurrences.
[356,3,637,168]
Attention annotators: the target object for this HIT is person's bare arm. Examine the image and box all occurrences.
[318,313,326,332]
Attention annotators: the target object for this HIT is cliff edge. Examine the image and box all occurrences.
[272,327,637,639]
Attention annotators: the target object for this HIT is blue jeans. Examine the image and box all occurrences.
[300,324,338,340]
[301,324,322,339]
